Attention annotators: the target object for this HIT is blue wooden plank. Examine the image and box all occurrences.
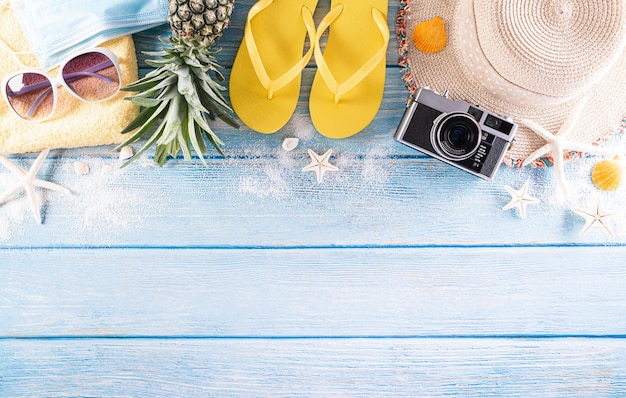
[1,338,625,397]
[2,247,626,337]
[0,145,623,248]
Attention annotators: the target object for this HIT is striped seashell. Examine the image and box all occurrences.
[412,16,447,54]
[591,156,624,191]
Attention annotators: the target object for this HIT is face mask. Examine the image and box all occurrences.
[10,0,168,70]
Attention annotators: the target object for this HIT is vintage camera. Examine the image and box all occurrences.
[394,87,517,180]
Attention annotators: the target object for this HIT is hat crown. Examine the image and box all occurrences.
[547,0,573,22]
[474,0,626,99]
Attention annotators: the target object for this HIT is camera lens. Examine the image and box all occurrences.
[431,112,481,161]
[447,126,471,148]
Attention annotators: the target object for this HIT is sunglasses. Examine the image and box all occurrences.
[1,48,121,122]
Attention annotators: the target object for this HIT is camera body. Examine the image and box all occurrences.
[394,87,517,180]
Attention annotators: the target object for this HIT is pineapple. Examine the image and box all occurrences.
[169,0,234,42]
[118,0,238,167]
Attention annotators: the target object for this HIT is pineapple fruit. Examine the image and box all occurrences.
[169,0,234,42]
[118,0,238,167]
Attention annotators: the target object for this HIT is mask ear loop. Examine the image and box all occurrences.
[0,0,34,68]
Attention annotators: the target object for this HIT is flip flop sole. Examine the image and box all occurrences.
[310,0,389,139]
[230,0,319,134]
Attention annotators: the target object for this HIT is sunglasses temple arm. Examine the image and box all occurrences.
[63,71,116,85]
[63,60,117,85]
[25,86,53,118]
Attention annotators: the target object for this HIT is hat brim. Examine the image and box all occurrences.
[397,0,626,167]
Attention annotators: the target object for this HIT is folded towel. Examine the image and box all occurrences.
[0,5,139,154]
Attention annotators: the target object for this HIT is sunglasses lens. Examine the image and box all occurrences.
[5,72,54,121]
[62,51,120,102]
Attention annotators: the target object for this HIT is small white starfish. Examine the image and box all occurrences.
[522,97,616,197]
[572,196,619,237]
[0,149,71,224]
[502,179,540,219]
[302,149,338,183]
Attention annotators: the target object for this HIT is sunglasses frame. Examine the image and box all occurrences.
[1,47,122,122]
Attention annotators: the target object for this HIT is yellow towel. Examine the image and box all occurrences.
[0,5,139,154]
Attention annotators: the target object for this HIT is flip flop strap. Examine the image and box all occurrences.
[314,5,389,104]
[245,0,316,100]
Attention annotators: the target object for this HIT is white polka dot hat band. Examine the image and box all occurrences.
[399,0,626,166]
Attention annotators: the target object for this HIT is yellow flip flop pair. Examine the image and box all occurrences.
[229,0,389,139]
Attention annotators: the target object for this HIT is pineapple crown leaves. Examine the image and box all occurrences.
[117,35,239,168]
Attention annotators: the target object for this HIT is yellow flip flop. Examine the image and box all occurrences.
[230,0,318,134]
[309,0,389,138]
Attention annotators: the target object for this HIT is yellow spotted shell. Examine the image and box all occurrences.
[591,156,624,191]
[412,16,447,54]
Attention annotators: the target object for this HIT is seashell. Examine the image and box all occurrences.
[73,161,90,176]
[591,156,624,191]
[412,16,447,54]
[119,145,134,161]
[282,137,299,152]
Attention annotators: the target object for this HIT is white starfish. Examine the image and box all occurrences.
[302,149,338,183]
[572,196,619,237]
[0,149,71,224]
[522,97,616,197]
[502,179,540,219]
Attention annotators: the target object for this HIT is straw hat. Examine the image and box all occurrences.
[398,0,626,167]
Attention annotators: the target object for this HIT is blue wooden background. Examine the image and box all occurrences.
[2,0,626,396]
